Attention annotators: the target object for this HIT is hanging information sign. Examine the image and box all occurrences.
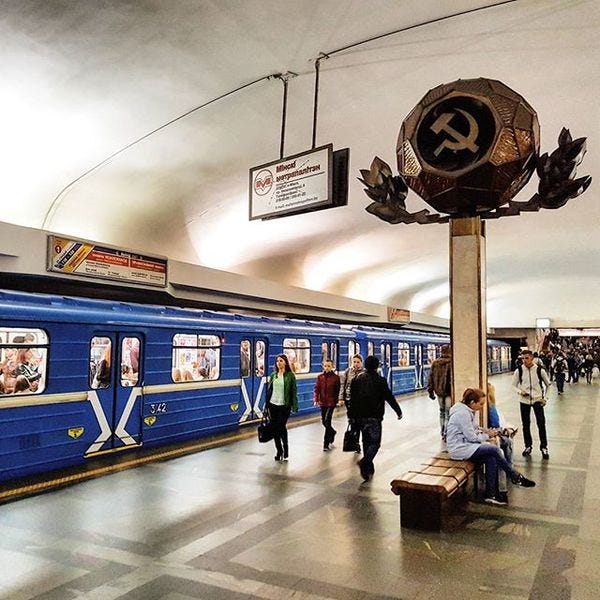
[249,144,334,220]
[47,235,167,287]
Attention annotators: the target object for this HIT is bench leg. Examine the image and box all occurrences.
[399,489,443,531]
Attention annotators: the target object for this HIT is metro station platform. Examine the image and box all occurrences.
[2,373,599,600]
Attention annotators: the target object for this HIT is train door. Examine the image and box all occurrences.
[380,342,392,387]
[414,343,424,388]
[239,337,268,422]
[86,333,143,455]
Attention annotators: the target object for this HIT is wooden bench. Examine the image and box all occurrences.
[390,452,478,531]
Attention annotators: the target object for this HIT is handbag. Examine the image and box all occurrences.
[257,414,274,443]
[343,423,359,452]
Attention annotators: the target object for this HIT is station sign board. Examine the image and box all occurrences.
[387,307,411,323]
[47,235,167,287]
[249,144,335,220]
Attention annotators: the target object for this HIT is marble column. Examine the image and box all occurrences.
[449,216,487,416]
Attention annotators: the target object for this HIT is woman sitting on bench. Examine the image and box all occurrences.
[446,387,535,506]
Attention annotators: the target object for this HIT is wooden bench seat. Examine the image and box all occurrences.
[390,452,478,531]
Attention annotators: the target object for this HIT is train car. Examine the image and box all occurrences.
[352,326,451,394]
[0,290,355,482]
[487,338,512,374]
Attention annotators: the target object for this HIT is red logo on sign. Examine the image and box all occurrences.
[253,169,274,196]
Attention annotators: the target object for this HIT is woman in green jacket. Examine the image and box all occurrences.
[266,354,298,461]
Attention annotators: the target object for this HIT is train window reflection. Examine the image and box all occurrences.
[172,333,220,381]
[255,341,265,377]
[0,328,48,396]
[240,340,250,378]
[348,341,361,367]
[398,342,410,366]
[283,338,310,373]
[90,337,111,389]
[120,337,140,387]
[426,344,437,365]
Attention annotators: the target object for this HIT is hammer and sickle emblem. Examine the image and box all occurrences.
[431,109,480,156]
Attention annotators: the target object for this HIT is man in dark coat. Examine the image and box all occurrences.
[349,355,403,481]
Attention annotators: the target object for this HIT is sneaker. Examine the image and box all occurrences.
[513,473,536,487]
[541,448,550,460]
[484,496,507,506]
[496,491,509,505]
[522,446,532,457]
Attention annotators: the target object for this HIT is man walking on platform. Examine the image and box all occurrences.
[427,345,452,440]
[512,350,551,460]
[349,355,403,481]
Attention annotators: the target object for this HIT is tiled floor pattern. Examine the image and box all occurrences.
[1,374,599,599]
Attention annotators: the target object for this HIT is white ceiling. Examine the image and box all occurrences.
[2,0,599,328]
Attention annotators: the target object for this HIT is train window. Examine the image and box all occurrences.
[321,342,328,365]
[380,343,391,368]
[0,328,48,396]
[398,343,410,366]
[367,342,374,357]
[255,341,265,377]
[120,337,140,387]
[90,337,111,389]
[426,344,437,364]
[172,333,221,381]
[321,342,338,370]
[348,341,361,366]
[240,340,251,378]
[283,338,310,373]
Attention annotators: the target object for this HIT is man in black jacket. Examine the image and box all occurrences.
[349,355,403,481]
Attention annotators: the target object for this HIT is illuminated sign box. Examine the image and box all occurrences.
[47,235,168,287]
[249,144,348,220]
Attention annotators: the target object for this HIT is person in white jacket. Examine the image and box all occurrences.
[446,387,535,505]
[512,350,551,460]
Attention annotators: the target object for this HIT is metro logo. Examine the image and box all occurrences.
[253,169,274,196]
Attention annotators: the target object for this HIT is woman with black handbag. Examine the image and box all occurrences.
[266,354,298,461]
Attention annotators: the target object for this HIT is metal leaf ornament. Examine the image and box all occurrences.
[499,128,592,218]
[359,156,447,224]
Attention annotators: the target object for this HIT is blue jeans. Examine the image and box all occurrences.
[471,443,517,498]
[356,418,382,476]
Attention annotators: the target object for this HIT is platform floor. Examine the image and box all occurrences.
[1,373,600,600]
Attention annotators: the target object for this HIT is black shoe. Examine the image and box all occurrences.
[354,445,362,454]
[522,446,532,457]
[484,496,507,506]
[283,449,289,461]
[541,448,549,460]
[512,473,536,487]
[358,458,371,481]
[323,444,331,451]
[274,454,282,461]
[496,491,509,505]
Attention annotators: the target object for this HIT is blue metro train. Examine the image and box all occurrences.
[0,290,510,482]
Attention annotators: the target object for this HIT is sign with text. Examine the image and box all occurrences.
[249,145,333,220]
[387,307,411,323]
[47,235,167,287]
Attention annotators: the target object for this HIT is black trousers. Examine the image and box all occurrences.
[268,403,291,456]
[520,401,548,449]
[320,407,336,446]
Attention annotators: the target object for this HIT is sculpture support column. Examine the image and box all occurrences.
[450,217,487,412]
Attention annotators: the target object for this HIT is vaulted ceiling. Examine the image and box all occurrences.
[2,0,599,327]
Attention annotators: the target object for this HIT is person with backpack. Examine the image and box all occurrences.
[512,349,552,460]
[553,352,567,394]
